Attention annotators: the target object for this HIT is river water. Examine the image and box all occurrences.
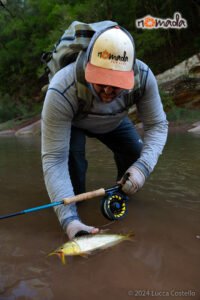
[0,133,199,300]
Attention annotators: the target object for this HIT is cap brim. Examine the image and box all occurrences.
[85,63,134,90]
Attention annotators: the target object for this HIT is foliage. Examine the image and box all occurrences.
[0,92,36,122]
[159,89,175,112]
[167,107,200,123]
[0,93,19,122]
[0,0,199,122]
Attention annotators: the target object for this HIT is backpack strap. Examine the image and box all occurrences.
[76,50,87,85]
[75,51,94,119]
[124,59,149,108]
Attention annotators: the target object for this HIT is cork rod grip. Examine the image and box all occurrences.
[63,188,106,205]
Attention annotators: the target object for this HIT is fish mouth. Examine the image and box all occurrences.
[48,251,66,264]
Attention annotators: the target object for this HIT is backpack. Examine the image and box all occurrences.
[41,20,118,82]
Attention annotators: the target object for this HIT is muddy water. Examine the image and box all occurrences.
[0,133,199,300]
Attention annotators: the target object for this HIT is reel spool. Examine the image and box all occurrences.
[100,190,128,221]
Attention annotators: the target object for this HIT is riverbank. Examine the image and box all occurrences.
[0,115,41,137]
[0,117,200,137]
[168,121,195,133]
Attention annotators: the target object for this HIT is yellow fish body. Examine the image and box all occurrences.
[49,232,134,264]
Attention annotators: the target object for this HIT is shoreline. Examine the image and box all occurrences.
[168,121,193,133]
[0,119,199,137]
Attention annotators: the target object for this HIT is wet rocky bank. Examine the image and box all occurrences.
[0,118,200,137]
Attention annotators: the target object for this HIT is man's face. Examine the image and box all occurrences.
[93,84,123,103]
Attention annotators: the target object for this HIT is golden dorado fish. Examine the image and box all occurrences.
[49,232,134,264]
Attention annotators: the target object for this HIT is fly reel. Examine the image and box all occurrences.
[100,189,128,221]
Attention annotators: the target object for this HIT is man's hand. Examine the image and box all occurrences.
[119,166,146,195]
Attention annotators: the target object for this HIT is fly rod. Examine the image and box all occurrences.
[0,185,122,221]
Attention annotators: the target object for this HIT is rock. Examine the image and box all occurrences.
[156,53,200,109]
[192,121,200,127]
[157,53,200,85]
[189,64,200,78]
[0,129,15,136]
[169,78,200,108]
[15,120,41,136]
[188,125,200,134]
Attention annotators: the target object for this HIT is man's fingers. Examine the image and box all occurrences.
[121,179,138,195]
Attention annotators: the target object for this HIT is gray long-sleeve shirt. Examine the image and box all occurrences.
[41,59,168,229]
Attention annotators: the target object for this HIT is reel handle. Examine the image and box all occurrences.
[63,188,106,205]
[63,184,121,205]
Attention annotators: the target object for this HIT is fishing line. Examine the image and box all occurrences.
[99,220,116,228]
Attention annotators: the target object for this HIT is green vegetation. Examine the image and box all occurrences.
[159,89,175,112]
[160,89,200,124]
[0,114,38,131]
[167,107,200,124]
[0,0,199,125]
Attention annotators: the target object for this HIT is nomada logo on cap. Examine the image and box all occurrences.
[97,50,129,62]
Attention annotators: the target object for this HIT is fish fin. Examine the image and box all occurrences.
[80,251,92,258]
[80,253,89,258]
[124,232,135,241]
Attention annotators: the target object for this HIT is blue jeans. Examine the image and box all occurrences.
[69,117,143,195]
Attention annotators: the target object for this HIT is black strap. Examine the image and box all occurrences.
[76,51,87,84]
